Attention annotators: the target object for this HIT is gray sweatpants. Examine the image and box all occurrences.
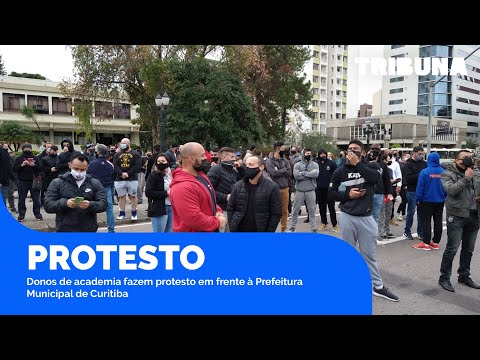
[291,190,317,231]
[378,201,393,238]
[338,211,383,288]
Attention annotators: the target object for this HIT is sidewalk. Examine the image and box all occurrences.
[6,192,150,232]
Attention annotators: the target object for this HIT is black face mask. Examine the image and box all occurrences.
[222,160,235,167]
[211,157,219,163]
[318,155,326,160]
[157,163,169,170]
[50,153,57,157]
[23,151,32,155]
[279,150,285,157]
[193,158,210,173]
[387,161,392,166]
[246,167,260,179]
[291,151,296,155]
[304,155,311,161]
[463,157,474,168]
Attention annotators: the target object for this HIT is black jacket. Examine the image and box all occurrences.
[404,158,427,192]
[0,147,12,186]
[227,176,282,232]
[13,152,41,182]
[56,139,81,175]
[207,162,244,210]
[145,171,168,217]
[374,161,394,195]
[329,161,381,216]
[41,154,59,184]
[44,172,107,232]
[314,157,337,190]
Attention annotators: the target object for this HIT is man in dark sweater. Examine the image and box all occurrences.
[329,139,399,302]
[314,148,338,232]
[227,156,281,232]
[403,146,427,240]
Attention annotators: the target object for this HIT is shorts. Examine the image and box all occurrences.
[114,181,138,197]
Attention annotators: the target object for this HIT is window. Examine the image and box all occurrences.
[313,76,319,82]
[467,122,478,127]
[313,63,319,70]
[313,51,319,57]
[114,103,131,119]
[389,99,403,105]
[391,45,405,49]
[95,101,113,119]
[2,93,25,112]
[312,88,318,95]
[389,110,403,115]
[312,100,318,107]
[390,76,404,83]
[457,108,480,116]
[390,88,404,94]
[52,97,72,115]
[27,95,49,114]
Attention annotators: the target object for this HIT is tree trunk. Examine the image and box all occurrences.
[281,108,288,138]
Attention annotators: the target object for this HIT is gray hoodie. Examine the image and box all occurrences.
[293,157,319,192]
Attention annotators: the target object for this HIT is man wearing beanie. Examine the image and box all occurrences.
[13,143,43,222]
[314,148,338,232]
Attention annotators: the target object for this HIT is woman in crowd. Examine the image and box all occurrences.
[145,153,173,232]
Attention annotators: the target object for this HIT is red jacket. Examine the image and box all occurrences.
[170,167,223,232]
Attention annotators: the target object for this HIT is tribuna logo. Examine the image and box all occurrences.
[355,57,468,76]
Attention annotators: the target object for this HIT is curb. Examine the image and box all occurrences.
[33,217,152,233]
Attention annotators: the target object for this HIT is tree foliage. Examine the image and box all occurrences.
[298,131,338,155]
[166,58,265,148]
[21,105,45,140]
[0,121,38,151]
[9,72,46,80]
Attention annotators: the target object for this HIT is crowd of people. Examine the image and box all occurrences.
[1,137,480,302]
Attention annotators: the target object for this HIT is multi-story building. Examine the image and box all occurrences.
[0,75,140,150]
[381,45,480,140]
[302,45,349,133]
[358,103,372,117]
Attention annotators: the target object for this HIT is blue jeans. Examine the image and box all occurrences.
[440,212,479,281]
[0,184,8,206]
[151,205,173,232]
[371,194,384,223]
[404,191,424,237]
[104,187,115,232]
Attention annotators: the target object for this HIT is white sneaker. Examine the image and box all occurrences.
[131,214,138,221]
[116,215,125,220]
[396,214,403,221]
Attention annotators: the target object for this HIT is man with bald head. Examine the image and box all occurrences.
[113,137,142,220]
[169,142,227,232]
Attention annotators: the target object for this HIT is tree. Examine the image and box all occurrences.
[223,45,313,141]
[0,54,6,76]
[298,131,338,155]
[21,105,45,141]
[9,72,46,80]
[466,137,478,149]
[0,121,38,151]
[166,58,265,147]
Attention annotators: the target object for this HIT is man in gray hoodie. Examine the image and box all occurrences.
[289,148,319,232]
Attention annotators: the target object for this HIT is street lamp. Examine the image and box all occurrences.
[155,92,170,153]
[427,46,480,156]
[362,122,376,151]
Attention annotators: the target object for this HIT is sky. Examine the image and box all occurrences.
[0,44,384,109]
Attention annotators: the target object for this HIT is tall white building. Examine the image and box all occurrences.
[302,45,349,133]
[381,45,480,140]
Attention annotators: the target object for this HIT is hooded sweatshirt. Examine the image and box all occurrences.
[416,152,446,203]
[56,139,81,175]
[169,167,223,232]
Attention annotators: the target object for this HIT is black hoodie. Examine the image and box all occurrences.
[329,160,381,216]
[13,151,41,182]
[56,139,81,175]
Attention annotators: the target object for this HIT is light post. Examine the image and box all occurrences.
[362,122,376,151]
[427,46,480,156]
[155,92,170,153]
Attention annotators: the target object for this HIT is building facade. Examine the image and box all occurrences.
[381,45,480,140]
[326,114,467,149]
[302,45,349,133]
[0,76,141,150]
[358,103,372,117]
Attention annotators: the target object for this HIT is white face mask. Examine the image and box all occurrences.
[71,169,87,181]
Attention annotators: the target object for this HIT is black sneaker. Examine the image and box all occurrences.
[403,233,414,240]
[387,232,395,238]
[18,218,24,222]
[10,208,18,213]
[303,218,309,223]
[372,286,399,302]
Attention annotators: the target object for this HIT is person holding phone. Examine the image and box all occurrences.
[44,154,107,232]
[329,139,399,302]
[12,143,43,222]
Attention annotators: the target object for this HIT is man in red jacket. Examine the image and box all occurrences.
[170,142,227,232]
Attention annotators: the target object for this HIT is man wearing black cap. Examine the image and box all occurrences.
[12,143,43,222]
[83,142,97,163]
[314,148,338,232]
